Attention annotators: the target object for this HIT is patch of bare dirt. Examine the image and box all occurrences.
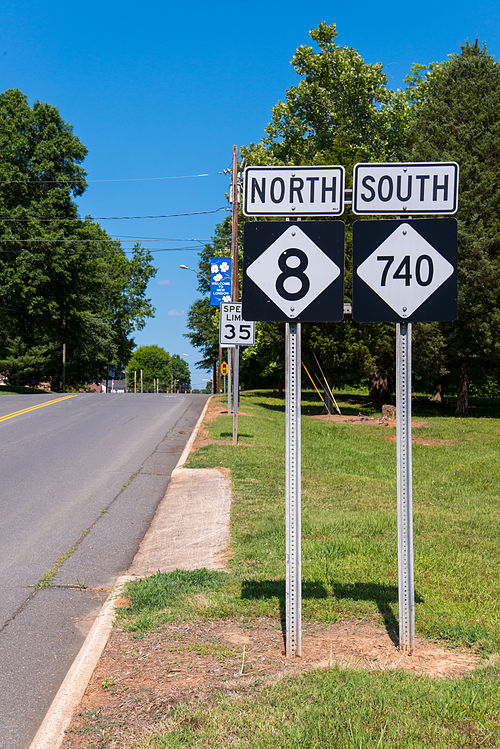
[192,398,253,450]
[65,617,480,747]
[384,435,456,446]
[310,413,428,428]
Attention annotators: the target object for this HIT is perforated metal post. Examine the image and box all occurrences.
[227,349,232,414]
[285,322,302,657]
[232,345,239,445]
[396,322,415,653]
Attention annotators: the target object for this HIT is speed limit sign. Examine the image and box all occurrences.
[219,303,255,345]
[242,221,345,322]
[352,219,457,322]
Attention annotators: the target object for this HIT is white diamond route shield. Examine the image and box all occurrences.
[245,225,341,318]
[356,223,454,318]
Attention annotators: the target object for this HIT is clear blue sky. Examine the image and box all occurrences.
[1,1,498,387]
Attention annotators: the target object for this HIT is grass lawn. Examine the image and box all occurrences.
[119,389,499,748]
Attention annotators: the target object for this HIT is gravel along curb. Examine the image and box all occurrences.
[28,395,213,749]
[28,575,133,749]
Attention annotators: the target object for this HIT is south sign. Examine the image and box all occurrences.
[353,162,459,215]
[243,165,345,216]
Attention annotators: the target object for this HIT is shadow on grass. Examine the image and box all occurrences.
[241,579,423,648]
[219,431,253,439]
[333,582,424,647]
[241,578,328,646]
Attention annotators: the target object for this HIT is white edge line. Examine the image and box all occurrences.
[29,395,213,749]
[172,394,212,474]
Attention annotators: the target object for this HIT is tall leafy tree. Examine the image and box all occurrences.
[171,354,191,390]
[187,24,410,394]
[406,42,500,414]
[0,89,156,387]
[127,345,172,392]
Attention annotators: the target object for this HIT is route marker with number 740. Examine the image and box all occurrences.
[352,219,457,322]
[219,303,255,346]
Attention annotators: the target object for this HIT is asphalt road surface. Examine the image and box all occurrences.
[0,392,208,749]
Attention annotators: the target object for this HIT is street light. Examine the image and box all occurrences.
[179,264,197,273]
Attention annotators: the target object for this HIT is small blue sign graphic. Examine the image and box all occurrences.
[210,257,232,306]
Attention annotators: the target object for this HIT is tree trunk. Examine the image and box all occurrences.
[430,383,443,404]
[369,372,391,405]
[455,370,469,417]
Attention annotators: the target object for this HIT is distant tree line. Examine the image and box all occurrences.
[185,24,499,415]
[0,89,157,390]
[127,345,191,391]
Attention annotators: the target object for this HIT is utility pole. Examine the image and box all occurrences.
[231,144,240,445]
[140,369,143,393]
[62,343,66,394]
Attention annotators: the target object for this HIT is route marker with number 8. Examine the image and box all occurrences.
[243,221,345,322]
[353,219,457,322]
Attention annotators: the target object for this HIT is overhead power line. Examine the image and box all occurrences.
[0,207,230,222]
[0,237,209,243]
[0,245,202,255]
[0,170,230,185]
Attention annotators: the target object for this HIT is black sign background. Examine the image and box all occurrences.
[242,221,345,322]
[352,219,457,323]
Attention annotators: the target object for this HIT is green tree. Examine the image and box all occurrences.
[171,354,191,390]
[127,345,171,392]
[249,21,409,172]
[187,24,409,395]
[406,42,500,413]
[0,89,156,388]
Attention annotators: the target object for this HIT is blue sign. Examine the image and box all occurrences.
[210,257,232,305]
[108,364,116,379]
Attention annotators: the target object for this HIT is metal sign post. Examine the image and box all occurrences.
[242,211,344,659]
[232,345,239,445]
[353,214,458,655]
[285,322,302,657]
[396,322,415,653]
[227,349,232,414]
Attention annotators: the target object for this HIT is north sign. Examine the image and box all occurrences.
[219,303,255,345]
[243,166,345,216]
[353,162,459,215]
[243,221,345,322]
[352,219,457,322]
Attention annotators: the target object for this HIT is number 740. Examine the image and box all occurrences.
[377,255,434,287]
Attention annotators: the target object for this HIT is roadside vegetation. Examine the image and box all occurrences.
[111,390,499,748]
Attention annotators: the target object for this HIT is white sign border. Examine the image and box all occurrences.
[219,302,256,346]
[352,161,459,216]
[243,165,345,217]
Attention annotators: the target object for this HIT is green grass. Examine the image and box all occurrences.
[121,391,499,653]
[132,663,499,748]
[119,390,499,748]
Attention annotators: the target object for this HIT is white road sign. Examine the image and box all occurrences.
[356,222,454,318]
[353,162,459,215]
[245,224,341,319]
[219,303,255,345]
[243,165,345,216]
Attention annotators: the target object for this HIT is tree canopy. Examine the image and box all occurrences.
[126,346,190,391]
[405,42,500,412]
[186,27,499,409]
[0,89,157,388]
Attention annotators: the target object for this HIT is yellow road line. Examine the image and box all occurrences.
[0,394,79,423]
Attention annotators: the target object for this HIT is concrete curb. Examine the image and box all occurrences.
[28,395,213,749]
[173,394,212,472]
[28,576,133,749]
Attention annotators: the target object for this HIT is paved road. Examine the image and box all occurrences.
[0,392,208,749]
